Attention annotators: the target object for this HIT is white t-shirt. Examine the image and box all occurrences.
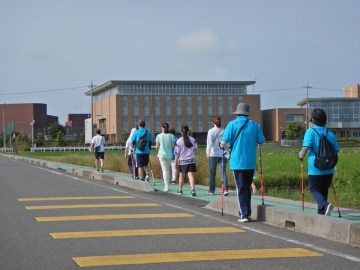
[91,135,105,152]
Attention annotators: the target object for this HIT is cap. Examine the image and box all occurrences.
[138,120,145,126]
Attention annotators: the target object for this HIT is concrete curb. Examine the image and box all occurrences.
[2,154,155,193]
[205,197,360,247]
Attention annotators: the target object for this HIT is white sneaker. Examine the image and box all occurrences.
[238,218,249,222]
[325,203,334,216]
[145,174,149,182]
[163,187,169,192]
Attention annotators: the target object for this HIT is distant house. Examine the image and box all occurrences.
[64,113,91,138]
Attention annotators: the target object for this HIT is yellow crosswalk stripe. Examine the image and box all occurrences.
[36,213,194,222]
[50,227,245,239]
[73,248,322,267]
[18,196,134,201]
[25,203,160,210]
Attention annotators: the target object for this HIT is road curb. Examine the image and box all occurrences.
[205,197,360,247]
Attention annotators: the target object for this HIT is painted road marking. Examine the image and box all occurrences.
[36,213,194,222]
[73,248,322,267]
[18,196,134,201]
[50,227,245,239]
[25,203,160,210]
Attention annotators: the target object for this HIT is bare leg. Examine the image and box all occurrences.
[178,172,184,191]
[188,172,195,190]
[94,159,98,169]
[138,167,144,179]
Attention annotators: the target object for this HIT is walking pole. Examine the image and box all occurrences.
[300,159,304,211]
[149,161,155,186]
[221,150,224,216]
[258,144,265,205]
[331,182,342,218]
[131,152,135,179]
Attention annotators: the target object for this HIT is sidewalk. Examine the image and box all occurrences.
[2,153,360,247]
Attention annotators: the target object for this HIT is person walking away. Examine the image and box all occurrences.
[156,123,175,192]
[175,125,198,196]
[131,120,153,181]
[220,103,265,222]
[206,116,229,196]
[124,128,139,179]
[169,127,179,184]
[89,128,105,172]
[298,108,339,216]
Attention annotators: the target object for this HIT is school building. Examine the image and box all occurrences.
[84,80,259,144]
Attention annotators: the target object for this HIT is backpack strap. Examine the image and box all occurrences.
[310,128,328,154]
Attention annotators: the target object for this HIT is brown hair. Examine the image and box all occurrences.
[212,116,221,128]
[169,127,176,135]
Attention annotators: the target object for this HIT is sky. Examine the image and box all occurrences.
[1,0,359,124]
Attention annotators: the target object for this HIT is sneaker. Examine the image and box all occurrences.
[191,189,196,196]
[163,187,170,192]
[251,185,257,194]
[207,190,214,195]
[223,189,229,196]
[176,190,183,195]
[135,177,139,180]
[140,178,145,181]
[248,216,252,220]
[100,167,104,173]
[145,174,149,182]
[171,181,177,185]
[238,218,249,222]
[325,203,334,216]
[95,169,99,172]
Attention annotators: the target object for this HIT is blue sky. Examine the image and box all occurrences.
[1,0,359,124]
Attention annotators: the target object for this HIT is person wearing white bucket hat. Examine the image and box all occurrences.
[220,103,265,222]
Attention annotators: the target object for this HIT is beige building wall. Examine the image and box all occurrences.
[344,84,360,98]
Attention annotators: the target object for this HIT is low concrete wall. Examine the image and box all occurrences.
[205,197,360,247]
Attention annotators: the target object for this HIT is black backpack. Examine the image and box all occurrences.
[311,128,338,170]
[137,130,148,151]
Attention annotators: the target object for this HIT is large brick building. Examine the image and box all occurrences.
[85,80,259,144]
[0,103,58,140]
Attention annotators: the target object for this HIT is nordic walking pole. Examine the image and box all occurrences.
[221,150,224,216]
[258,144,265,205]
[301,159,304,211]
[149,161,155,186]
[331,182,342,218]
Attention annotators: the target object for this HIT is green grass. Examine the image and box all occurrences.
[14,146,360,209]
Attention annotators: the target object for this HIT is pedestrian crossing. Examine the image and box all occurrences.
[18,195,323,268]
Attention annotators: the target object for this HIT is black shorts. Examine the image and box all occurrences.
[179,163,197,174]
[95,151,104,160]
[135,154,149,168]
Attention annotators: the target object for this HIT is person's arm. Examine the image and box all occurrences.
[89,142,94,152]
[298,147,309,160]
[156,142,160,149]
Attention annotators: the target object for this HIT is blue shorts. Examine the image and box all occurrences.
[135,154,149,168]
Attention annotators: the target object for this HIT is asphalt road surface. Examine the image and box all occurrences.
[1,156,359,270]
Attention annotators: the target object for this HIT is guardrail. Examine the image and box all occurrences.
[30,146,125,152]
[1,148,14,152]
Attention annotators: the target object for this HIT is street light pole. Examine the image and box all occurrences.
[2,103,5,149]
[303,83,312,129]
[30,117,35,148]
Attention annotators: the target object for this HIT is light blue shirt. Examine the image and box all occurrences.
[156,133,174,159]
[131,127,153,154]
[303,125,339,175]
[222,116,265,170]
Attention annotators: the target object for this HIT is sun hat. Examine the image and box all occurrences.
[233,103,251,115]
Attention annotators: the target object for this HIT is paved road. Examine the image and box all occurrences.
[1,156,359,269]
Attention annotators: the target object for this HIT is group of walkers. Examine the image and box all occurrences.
[90,102,339,222]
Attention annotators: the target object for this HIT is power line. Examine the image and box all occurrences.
[0,86,88,96]
[252,87,301,92]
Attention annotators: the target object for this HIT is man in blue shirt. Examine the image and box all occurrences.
[131,120,153,181]
[220,103,266,222]
[298,108,339,216]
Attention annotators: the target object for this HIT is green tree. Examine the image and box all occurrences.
[48,122,66,139]
[79,131,85,145]
[55,131,65,146]
[285,123,305,140]
[122,131,128,142]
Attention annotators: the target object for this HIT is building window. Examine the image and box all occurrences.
[122,116,128,132]
[154,96,160,115]
[132,96,138,116]
[122,96,127,115]
[186,96,192,115]
[197,115,202,132]
[165,96,171,115]
[133,116,138,126]
[176,116,182,131]
[144,96,149,115]
[176,96,181,115]
[154,116,160,130]
[285,114,304,122]
[208,116,213,130]
[165,116,171,124]
[186,116,192,130]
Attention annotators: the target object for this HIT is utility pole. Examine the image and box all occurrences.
[3,103,5,149]
[90,81,94,138]
[30,117,35,148]
[303,83,312,129]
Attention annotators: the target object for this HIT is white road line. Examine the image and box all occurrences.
[29,163,360,263]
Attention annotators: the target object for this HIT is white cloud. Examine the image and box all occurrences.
[175,29,220,54]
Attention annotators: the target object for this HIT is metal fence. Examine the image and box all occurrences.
[30,146,125,152]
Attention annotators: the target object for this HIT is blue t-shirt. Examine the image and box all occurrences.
[171,135,179,160]
[302,125,339,175]
[222,116,265,170]
[131,127,153,154]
